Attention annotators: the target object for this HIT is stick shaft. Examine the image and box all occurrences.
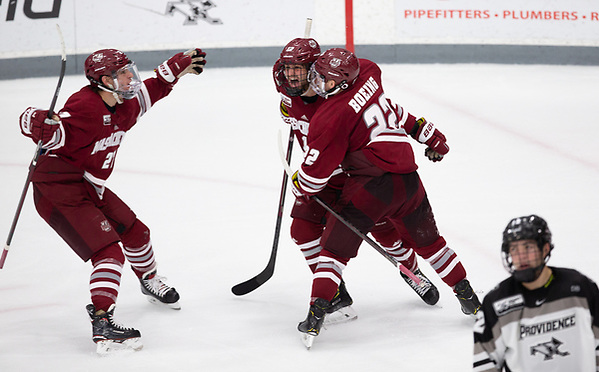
[304,18,312,38]
[230,127,294,295]
[0,25,66,269]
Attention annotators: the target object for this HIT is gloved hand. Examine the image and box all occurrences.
[156,48,206,84]
[19,107,64,150]
[291,170,306,199]
[411,117,449,162]
[425,147,444,162]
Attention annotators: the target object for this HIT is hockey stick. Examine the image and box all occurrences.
[276,130,422,285]
[0,24,66,269]
[231,18,313,295]
[230,127,294,295]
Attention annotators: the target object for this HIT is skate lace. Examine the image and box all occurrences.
[404,271,432,296]
[106,313,135,331]
[143,275,172,297]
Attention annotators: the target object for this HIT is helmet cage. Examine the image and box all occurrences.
[275,62,311,97]
[275,38,321,96]
[501,215,553,282]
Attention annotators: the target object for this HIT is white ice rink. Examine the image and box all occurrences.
[1,62,598,371]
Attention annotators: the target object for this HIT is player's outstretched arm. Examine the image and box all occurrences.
[155,48,206,84]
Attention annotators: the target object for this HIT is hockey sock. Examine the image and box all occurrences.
[291,218,325,273]
[384,241,418,272]
[416,238,466,288]
[310,250,348,303]
[90,243,125,312]
[298,238,322,273]
[120,220,156,278]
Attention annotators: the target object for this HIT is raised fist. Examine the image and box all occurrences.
[156,48,206,83]
[411,117,449,161]
[19,107,64,150]
[425,147,445,162]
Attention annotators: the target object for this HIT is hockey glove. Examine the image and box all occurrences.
[291,170,306,199]
[410,117,449,162]
[156,48,206,84]
[425,147,444,162]
[19,107,65,150]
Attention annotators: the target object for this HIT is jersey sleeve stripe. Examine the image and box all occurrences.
[298,168,330,194]
[136,83,152,120]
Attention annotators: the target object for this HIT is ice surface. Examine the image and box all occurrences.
[1,63,598,371]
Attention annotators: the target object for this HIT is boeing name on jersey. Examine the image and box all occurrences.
[348,76,380,113]
[91,131,126,155]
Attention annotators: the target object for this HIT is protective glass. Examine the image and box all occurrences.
[308,64,328,98]
[111,62,142,99]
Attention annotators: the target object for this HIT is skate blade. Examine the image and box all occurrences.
[300,332,316,350]
[324,305,358,326]
[146,296,181,310]
[96,337,143,355]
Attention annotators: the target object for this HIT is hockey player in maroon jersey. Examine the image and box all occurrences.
[291,48,481,345]
[473,215,599,371]
[273,38,440,324]
[18,48,206,353]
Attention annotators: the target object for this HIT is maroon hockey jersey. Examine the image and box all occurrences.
[32,77,174,197]
[297,59,419,195]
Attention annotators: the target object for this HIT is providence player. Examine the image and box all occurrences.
[473,215,599,371]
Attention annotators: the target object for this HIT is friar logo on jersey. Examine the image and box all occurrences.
[530,337,570,361]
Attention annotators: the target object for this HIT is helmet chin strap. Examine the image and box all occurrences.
[98,83,123,104]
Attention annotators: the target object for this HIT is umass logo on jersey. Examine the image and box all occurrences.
[530,337,570,361]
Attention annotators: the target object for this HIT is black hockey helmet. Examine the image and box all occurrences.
[501,214,554,282]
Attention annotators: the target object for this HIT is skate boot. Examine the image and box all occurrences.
[324,281,358,325]
[298,298,329,349]
[140,270,181,310]
[400,268,440,306]
[454,279,481,315]
[86,304,142,355]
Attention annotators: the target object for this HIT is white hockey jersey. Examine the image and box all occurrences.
[473,267,599,371]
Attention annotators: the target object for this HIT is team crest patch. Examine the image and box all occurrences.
[530,337,570,360]
[493,294,524,316]
[100,220,112,232]
[103,115,111,126]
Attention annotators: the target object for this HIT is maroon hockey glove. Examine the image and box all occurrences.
[19,107,64,150]
[411,117,449,162]
[156,48,206,84]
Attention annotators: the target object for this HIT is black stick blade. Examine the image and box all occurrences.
[231,268,273,296]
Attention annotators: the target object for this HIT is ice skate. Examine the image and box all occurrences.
[140,270,181,310]
[454,279,481,315]
[86,304,142,355]
[324,281,357,325]
[298,298,329,349]
[400,268,440,306]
